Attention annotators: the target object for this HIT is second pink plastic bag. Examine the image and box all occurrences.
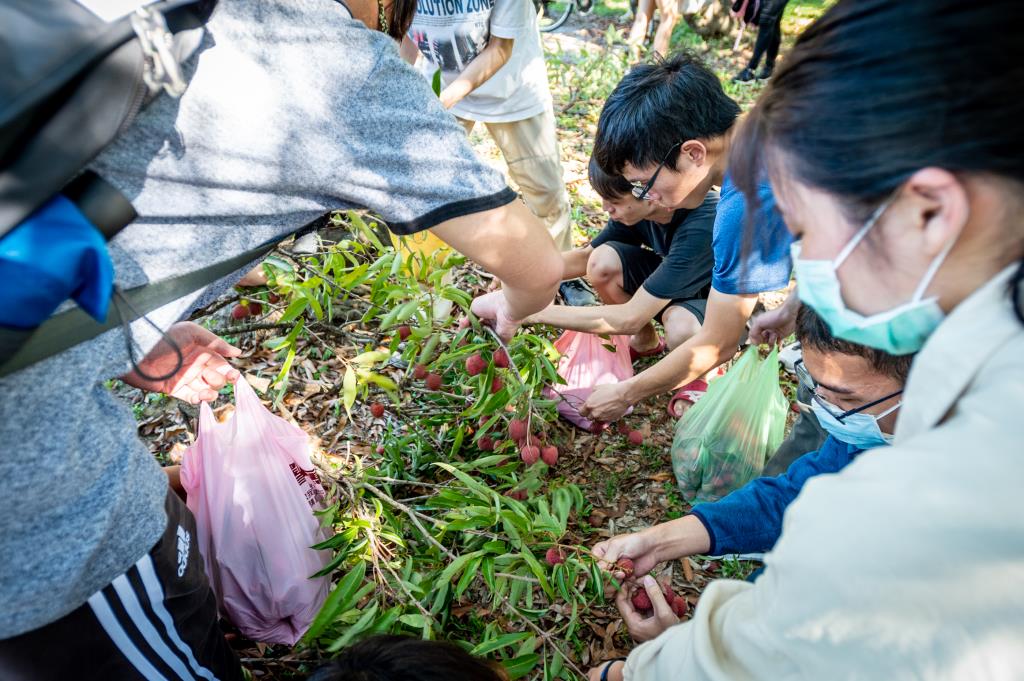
[180,378,331,645]
[543,331,634,431]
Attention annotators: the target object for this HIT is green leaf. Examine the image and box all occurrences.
[352,350,391,366]
[304,561,367,642]
[454,556,481,598]
[342,366,357,418]
[520,550,554,599]
[470,632,532,656]
[399,613,428,629]
[327,601,379,652]
[502,654,540,680]
[431,68,443,96]
[279,296,310,324]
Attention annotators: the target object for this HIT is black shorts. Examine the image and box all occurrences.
[604,241,708,324]
[0,491,244,681]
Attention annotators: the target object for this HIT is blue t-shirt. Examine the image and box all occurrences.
[711,174,793,295]
[690,436,863,555]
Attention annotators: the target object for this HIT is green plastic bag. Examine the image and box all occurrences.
[671,346,788,503]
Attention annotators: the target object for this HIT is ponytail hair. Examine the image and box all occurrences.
[730,0,1024,325]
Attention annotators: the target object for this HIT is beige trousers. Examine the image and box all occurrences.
[459,108,573,252]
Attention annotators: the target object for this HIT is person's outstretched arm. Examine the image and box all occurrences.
[523,286,669,336]
[690,437,856,555]
[439,36,514,109]
[432,200,563,338]
[580,287,758,421]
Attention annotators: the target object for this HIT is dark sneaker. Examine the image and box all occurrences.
[559,278,598,307]
[733,67,756,83]
[756,65,774,80]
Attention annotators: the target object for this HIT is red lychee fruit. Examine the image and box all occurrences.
[465,353,486,376]
[478,436,495,451]
[671,596,689,618]
[631,589,653,611]
[509,419,528,442]
[413,364,428,380]
[268,292,281,304]
[370,402,385,418]
[248,302,263,316]
[615,558,635,578]
[493,348,510,368]
[490,376,503,394]
[397,325,412,340]
[520,445,540,465]
[505,489,528,501]
[425,373,443,390]
[540,445,558,466]
[231,304,250,320]
[628,430,644,445]
[589,420,607,434]
[545,547,565,566]
[617,422,631,435]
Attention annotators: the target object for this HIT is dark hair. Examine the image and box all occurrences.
[308,635,506,681]
[593,51,741,176]
[389,0,417,40]
[588,155,633,200]
[795,305,913,383]
[730,0,1024,325]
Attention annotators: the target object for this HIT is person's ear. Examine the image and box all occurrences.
[900,167,969,258]
[679,140,707,169]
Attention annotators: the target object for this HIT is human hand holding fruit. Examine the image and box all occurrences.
[616,575,687,642]
[469,289,523,342]
[121,321,241,404]
[592,528,663,583]
[580,382,633,422]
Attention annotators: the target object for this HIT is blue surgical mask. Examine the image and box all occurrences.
[792,198,956,355]
[811,397,900,450]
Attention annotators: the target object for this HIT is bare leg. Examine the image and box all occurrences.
[652,0,681,57]
[628,0,656,45]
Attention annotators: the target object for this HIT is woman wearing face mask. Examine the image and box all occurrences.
[586,1,1024,680]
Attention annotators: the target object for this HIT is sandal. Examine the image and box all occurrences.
[629,336,666,362]
[667,379,708,418]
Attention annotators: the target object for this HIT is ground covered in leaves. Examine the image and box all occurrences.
[120,3,829,678]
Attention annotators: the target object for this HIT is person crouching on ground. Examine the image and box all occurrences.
[589,305,911,660]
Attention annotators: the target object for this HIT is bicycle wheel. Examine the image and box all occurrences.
[534,0,574,32]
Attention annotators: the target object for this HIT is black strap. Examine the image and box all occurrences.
[0,238,279,378]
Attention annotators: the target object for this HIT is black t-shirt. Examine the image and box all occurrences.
[591,190,718,301]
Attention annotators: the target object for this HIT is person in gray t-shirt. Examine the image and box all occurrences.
[0,0,562,673]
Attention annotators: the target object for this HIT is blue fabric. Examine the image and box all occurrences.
[690,436,862,555]
[711,173,793,295]
[0,196,113,327]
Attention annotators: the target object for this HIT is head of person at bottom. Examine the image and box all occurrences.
[588,156,677,227]
[592,50,741,210]
[308,634,508,681]
[796,305,914,449]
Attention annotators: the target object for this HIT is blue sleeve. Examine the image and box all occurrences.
[690,437,860,555]
[710,175,794,295]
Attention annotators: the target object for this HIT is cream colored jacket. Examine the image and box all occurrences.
[625,266,1024,681]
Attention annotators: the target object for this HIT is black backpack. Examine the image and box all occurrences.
[0,0,280,377]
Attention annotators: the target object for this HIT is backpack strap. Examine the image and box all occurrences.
[0,237,279,378]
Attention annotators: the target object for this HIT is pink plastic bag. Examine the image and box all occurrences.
[543,331,634,430]
[180,378,331,645]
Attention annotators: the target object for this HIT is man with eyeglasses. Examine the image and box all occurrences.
[473,51,795,420]
[587,305,911,665]
[580,51,794,421]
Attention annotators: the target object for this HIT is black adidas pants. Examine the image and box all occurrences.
[0,491,244,681]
